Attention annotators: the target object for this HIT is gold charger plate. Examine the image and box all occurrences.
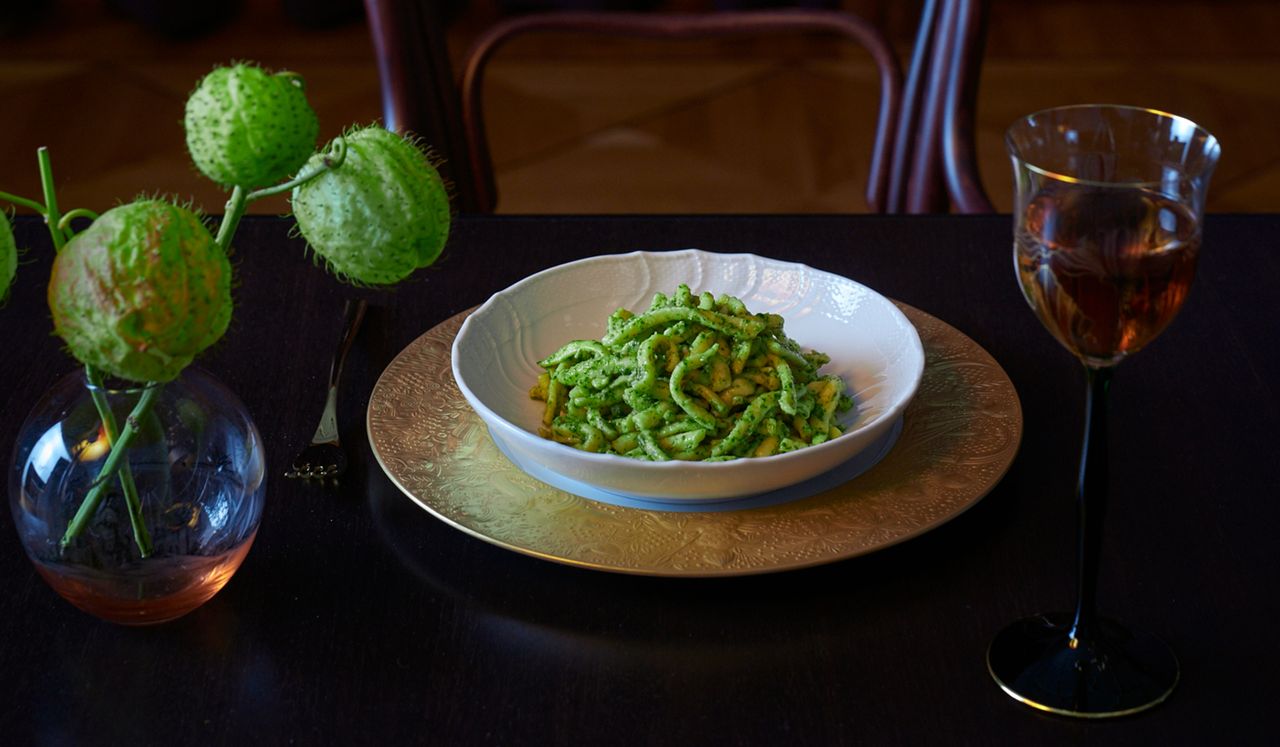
[367,304,1022,577]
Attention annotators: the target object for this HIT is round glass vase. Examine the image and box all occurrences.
[8,367,265,624]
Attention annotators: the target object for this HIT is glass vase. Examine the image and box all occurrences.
[8,367,265,624]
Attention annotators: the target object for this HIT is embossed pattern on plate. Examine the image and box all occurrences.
[367,304,1022,577]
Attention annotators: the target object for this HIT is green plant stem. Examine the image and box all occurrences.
[0,190,46,215]
[36,147,66,251]
[60,382,161,553]
[245,136,347,202]
[215,185,247,255]
[57,208,100,237]
[214,138,347,252]
[83,365,154,558]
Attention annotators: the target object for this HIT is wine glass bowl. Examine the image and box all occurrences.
[1015,187,1200,366]
[989,105,1220,718]
[1009,105,1219,367]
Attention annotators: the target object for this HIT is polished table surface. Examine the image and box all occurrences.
[1,213,1277,744]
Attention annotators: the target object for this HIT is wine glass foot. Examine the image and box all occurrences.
[987,613,1178,718]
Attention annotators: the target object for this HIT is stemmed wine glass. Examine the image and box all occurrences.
[988,105,1221,717]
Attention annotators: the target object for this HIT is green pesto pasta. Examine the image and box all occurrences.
[529,285,855,461]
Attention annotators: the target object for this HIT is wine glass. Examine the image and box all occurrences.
[988,105,1220,718]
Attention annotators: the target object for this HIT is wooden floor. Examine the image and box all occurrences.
[1,1,1277,217]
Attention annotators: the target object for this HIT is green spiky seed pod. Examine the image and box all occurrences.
[48,200,232,383]
[291,126,450,285]
[185,63,319,188]
[0,213,15,303]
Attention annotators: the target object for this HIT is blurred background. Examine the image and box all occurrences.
[2,0,1277,215]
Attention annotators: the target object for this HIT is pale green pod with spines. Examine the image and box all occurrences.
[184,62,319,188]
[48,199,233,383]
[291,125,451,286]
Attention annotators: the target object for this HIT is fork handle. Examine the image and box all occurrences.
[312,299,368,444]
[329,299,368,391]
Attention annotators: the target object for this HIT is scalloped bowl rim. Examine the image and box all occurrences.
[450,249,925,501]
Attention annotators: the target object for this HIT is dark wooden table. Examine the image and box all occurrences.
[1,214,1276,745]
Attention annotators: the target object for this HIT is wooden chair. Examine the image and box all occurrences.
[363,1,992,214]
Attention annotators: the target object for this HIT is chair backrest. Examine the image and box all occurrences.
[941,0,994,214]
[363,1,991,215]
[457,9,901,214]
[888,0,992,214]
[365,0,482,211]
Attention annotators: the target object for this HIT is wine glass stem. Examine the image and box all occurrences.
[1070,365,1113,644]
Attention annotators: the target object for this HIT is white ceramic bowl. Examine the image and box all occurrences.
[451,250,924,502]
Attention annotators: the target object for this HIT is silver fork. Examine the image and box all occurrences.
[285,298,368,483]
